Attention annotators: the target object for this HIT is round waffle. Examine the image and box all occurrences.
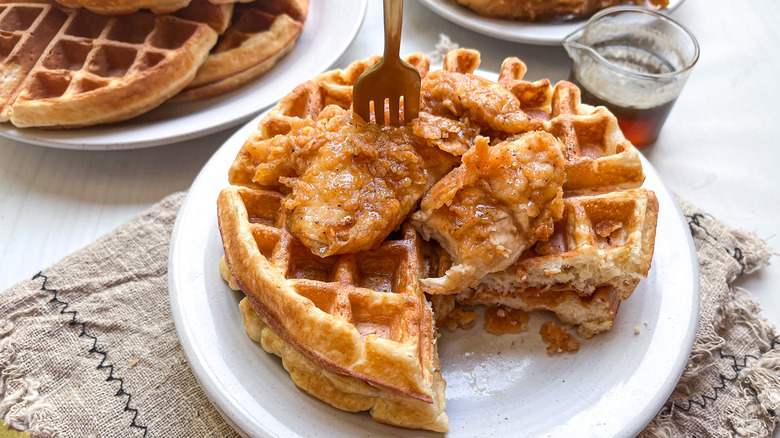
[0,0,220,128]
[217,49,659,431]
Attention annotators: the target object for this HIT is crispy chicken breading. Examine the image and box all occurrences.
[421,69,533,134]
[411,132,566,294]
[411,112,481,156]
[248,105,458,257]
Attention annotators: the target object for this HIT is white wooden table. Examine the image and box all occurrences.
[1,0,778,432]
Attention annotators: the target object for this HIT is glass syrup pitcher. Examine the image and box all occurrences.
[562,6,699,147]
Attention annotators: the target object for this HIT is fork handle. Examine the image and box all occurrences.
[383,0,403,60]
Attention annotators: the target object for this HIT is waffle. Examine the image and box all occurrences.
[435,188,659,338]
[218,49,659,430]
[177,0,308,100]
[497,56,645,192]
[54,0,191,15]
[0,0,218,128]
[233,298,448,432]
[173,0,234,34]
[453,0,670,21]
[217,186,447,431]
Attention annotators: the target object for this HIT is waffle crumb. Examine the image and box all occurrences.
[634,326,641,335]
[441,307,477,330]
[539,321,579,355]
[130,357,138,367]
[484,306,529,334]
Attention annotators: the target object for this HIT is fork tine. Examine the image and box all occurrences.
[388,96,400,126]
[376,98,387,126]
[354,96,370,123]
[351,0,420,127]
[403,92,419,122]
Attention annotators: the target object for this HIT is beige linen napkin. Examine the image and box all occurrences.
[0,193,237,438]
[0,192,777,437]
[641,199,778,438]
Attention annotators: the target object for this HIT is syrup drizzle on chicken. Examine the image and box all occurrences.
[412,132,566,294]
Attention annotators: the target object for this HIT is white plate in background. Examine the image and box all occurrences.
[0,0,367,150]
[417,0,686,45]
[169,103,699,437]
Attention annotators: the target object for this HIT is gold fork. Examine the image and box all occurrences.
[353,0,420,126]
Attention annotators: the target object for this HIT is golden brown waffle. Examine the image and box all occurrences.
[217,186,447,431]
[177,0,308,100]
[0,0,218,128]
[437,188,659,337]
[498,57,645,192]
[220,264,448,430]
[235,298,448,432]
[453,0,669,21]
[218,48,659,430]
[502,188,658,300]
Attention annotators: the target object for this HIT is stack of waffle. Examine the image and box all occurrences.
[217,49,658,432]
[0,0,307,128]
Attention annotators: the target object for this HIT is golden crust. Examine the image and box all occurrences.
[413,132,566,295]
[226,55,384,189]
[238,298,449,432]
[272,106,456,257]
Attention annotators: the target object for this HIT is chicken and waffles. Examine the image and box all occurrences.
[216,49,659,432]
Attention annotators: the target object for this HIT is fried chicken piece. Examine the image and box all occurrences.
[411,112,481,156]
[229,126,298,189]
[421,69,533,134]
[261,105,458,257]
[411,132,565,294]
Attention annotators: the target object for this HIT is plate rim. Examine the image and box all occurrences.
[169,108,700,437]
[0,0,368,150]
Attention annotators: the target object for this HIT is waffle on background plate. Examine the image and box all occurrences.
[453,0,670,21]
[217,49,659,431]
[0,0,307,128]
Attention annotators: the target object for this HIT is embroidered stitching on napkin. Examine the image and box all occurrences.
[0,192,238,438]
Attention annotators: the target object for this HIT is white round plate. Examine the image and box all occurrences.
[417,0,686,45]
[169,111,699,437]
[0,0,367,150]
